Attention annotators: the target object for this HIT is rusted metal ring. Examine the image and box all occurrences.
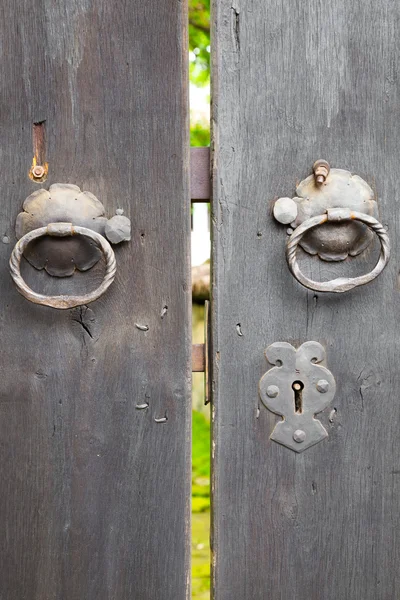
[286,208,390,293]
[9,222,116,309]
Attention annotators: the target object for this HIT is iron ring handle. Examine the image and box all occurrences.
[9,222,117,309]
[286,208,390,293]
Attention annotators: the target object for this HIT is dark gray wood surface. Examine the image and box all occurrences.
[211,1,400,598]
[0,2,191,599]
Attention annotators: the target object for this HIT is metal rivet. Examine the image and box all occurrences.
[293,429,306,443]
[316,379,329,393]
[266,385,279,398]
[32,165,45,179]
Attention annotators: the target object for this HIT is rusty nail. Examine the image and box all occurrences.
[32,165,45,179]
[313,159,330,185]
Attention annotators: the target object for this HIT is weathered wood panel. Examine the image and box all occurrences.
[191,147,210,201]
[0,2,190,599]
[212,1,400,598]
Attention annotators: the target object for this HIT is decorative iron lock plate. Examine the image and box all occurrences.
[259,341,336,453]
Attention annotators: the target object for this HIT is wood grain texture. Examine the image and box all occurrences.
[211,1,400,598]
[191,147,210,201]
[0,1,191,599]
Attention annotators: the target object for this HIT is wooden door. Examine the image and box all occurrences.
[211,0,400,598]
[0,2,190,599]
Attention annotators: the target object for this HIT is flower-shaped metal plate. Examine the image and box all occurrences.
[290,169,378,261]
[15,184,130,277]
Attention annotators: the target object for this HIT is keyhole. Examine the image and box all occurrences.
[292,380,304,414]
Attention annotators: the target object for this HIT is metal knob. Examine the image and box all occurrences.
[286,209,390,293]
[9,222,116,309]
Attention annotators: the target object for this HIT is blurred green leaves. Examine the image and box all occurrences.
[189,0,210,87]
[189,0,210,147]
[190,118,210,147]
[192,410,210,513]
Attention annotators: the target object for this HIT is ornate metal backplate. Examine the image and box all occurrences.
[274,167,379,261]
[292,169,378,261]
[15,183,131,277]
[259,341,336,453]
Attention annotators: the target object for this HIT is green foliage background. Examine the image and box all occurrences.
[189,0,210,147]
[190,2,210,597]
[192,410,210,599]
[189,0,210,86]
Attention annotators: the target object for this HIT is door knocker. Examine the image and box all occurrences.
[272,161,390,293]
[259,341,336,453]
[9,183,131,309]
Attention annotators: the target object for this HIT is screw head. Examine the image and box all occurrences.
[316,379,329,393]
[32,165,45,179]
[266,385,279,398]
[293,429,306,443]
